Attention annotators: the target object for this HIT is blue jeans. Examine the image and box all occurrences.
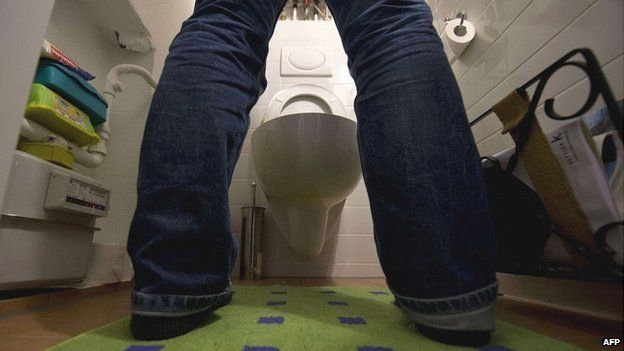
[127,0,498,331]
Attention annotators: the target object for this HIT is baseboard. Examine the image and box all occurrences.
[0,281,132,316]
[497,273,623,321]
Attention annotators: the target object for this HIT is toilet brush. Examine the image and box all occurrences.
[240,181,265,280]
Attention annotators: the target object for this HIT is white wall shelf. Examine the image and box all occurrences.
[75,0,153,52]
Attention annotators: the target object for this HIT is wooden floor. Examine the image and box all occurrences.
[0,278,621,351]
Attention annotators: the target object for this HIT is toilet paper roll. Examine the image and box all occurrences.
[444,18,476,57]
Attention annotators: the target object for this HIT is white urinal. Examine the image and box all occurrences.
[251,84,361,258]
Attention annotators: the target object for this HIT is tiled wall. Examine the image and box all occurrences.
[427,0,623,155]
[229,20,382,277]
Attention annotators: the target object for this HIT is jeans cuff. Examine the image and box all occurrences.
[131,286,234,317]
[391,281,498,331]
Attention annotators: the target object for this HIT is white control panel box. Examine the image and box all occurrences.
[45,170,111,217]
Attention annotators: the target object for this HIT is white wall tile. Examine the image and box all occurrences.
[460,0,493,21]
[241,129,253,154]
[255,188,269,206]
[331,65,355,85]
[256,84,281,106]
[492,0,532,32]
[336,264,384,277]
[332,84,357,107]
[476,130,514,156]
[265,61,281,83]
[466,77,513,143]
[267,40,282,62]
[333,235,380,264]
[472,114,504,145]
[502,0,594,73]
[338,207,374,234]
[508,0,624,105]
[261,230,379,265]
[232,154,251,180]
[330,42,349,63]
[249,106,267,128]
[345,180,370,207]
[459,34,511,109]
[432,11,444,35]
[264,263,339,277]
[228,180,253,206]
[466,77,513,121]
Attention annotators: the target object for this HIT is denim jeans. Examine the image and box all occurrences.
[127,0,498,331]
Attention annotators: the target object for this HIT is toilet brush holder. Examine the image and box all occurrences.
[240,206,265,280]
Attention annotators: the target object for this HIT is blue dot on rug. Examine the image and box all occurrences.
[338,317,367,325]
[124,346,165,351]
[258,316,285,324]
[243,346,280,351]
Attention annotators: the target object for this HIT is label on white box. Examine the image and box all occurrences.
[66,178,108,211]
[45,171,110,217]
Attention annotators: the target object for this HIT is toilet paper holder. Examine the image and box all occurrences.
[444,11,466,24]
[444,12,468,36]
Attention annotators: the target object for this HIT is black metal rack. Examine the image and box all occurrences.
[470,48,622,140]
[470,48,624,284]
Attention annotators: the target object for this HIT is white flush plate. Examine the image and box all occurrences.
[280,46,334,77]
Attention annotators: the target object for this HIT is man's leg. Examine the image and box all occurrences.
[127,0,285,340]
[325,0,497,346]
